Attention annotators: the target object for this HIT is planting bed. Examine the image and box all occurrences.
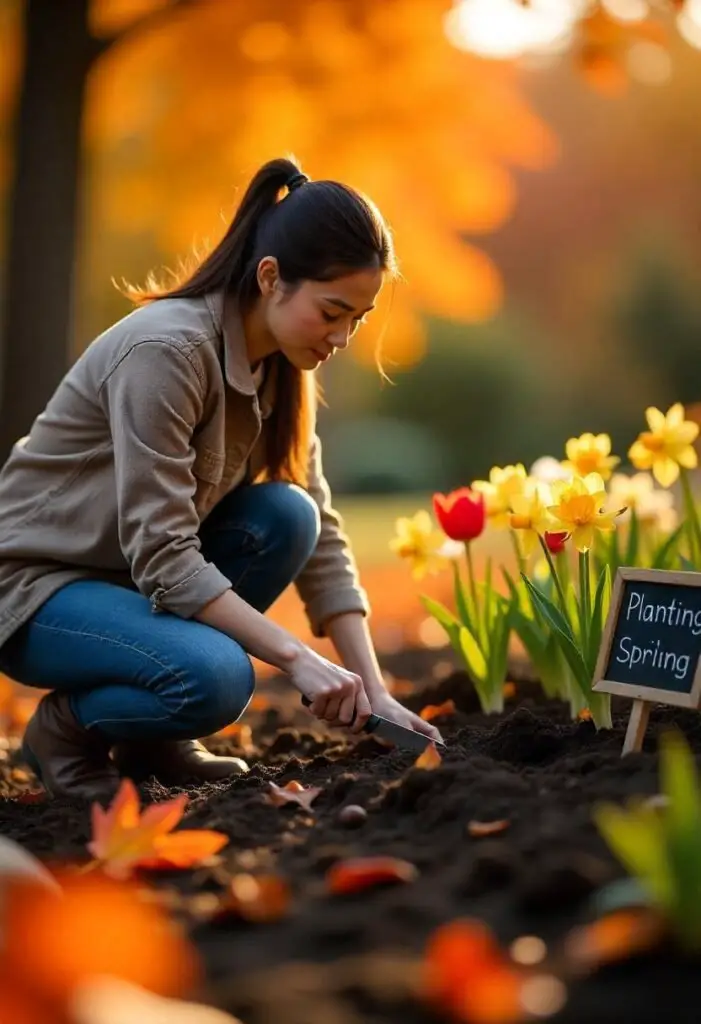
[2,648,701,1024]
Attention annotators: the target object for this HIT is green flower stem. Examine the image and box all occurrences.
[537,535,569,618]
[510,529,527,578]
[579,550,591,657]
[464,541,480,625]
[555,548,571,595]
[679,468,701,568]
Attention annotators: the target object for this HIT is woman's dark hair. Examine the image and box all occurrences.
[125,157,396,486]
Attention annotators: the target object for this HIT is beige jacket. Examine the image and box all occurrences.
[0,293,368,648]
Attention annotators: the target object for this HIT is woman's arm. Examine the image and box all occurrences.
[324,611,444,743]
[196,591,372,727]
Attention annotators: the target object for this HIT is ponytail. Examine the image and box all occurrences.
[123,157,394,487]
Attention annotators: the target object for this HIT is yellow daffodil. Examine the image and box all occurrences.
[608,472,678,533]
[548,473,626,552]
[628,403,699,487]
[508,483,555,557]
[472,464,529,529]
[563,433,619,481]
[389,511,448,579]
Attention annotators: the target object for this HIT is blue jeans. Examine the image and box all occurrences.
[0,483,320,740]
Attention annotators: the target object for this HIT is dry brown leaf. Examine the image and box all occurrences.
[468,819,510,838]
[420,700,455,722]
[414,743,442,770]
[266,780,322,813]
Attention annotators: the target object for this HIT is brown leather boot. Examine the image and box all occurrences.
[110,739,249,784]
[21,692,121,803]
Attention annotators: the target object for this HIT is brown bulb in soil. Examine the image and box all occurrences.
[337,804,367,828]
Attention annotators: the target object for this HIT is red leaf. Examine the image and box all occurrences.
[326,856,418,894]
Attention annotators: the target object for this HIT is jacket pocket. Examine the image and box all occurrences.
[193,447,225,485]
[192,447,225,515]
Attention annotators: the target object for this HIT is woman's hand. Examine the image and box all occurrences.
[368,691,445,746]
[286,644,373,731]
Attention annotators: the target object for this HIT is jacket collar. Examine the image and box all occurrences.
[205,291,276,419]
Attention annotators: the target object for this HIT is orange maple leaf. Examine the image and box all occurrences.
[266,780,322,813]
[414,742,442,770]
[87,778,228,880]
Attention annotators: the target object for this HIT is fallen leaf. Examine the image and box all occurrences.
[468,819,510,838]
[326,856,418,894]
[3,872,197,1006]
[420,700,455,721]
[215,873,291,923]
[87,778,228,880]
[266,780,322,813]
[71,975,240,1024]
[564,908,665,970]
[414,743,442,770]
[422,919,523,1023]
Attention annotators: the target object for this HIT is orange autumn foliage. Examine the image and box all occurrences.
[414,742,443,770]
[2,872,197,1011]
[420,699,456,721]
[326,855,418,894]
[87,777,228,879]
[75,0,560,367]
[422,918,523,1024]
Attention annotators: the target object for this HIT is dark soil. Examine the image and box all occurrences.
[3,650,701,1024]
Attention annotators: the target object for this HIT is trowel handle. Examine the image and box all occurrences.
[300,695,379,732]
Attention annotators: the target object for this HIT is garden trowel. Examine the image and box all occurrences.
[301,696,445,753]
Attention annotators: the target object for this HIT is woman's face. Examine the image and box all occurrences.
[260,260,384,371]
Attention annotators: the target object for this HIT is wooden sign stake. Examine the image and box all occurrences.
[621,698,651,756]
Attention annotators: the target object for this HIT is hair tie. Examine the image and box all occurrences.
[286,172,309,192]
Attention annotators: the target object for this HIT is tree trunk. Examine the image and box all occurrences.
[0,0,95,461]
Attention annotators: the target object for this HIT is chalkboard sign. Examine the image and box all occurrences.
[593,568,701,753]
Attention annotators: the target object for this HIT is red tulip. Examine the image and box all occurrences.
[432,489,486,542]
[544,530,569,554]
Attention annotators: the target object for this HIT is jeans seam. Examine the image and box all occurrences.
[30,621,188,726]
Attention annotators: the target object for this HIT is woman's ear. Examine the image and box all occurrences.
[256,256,280,297]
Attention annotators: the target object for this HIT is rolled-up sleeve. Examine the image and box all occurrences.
[295,433,370,637]
[99,340,232,617]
